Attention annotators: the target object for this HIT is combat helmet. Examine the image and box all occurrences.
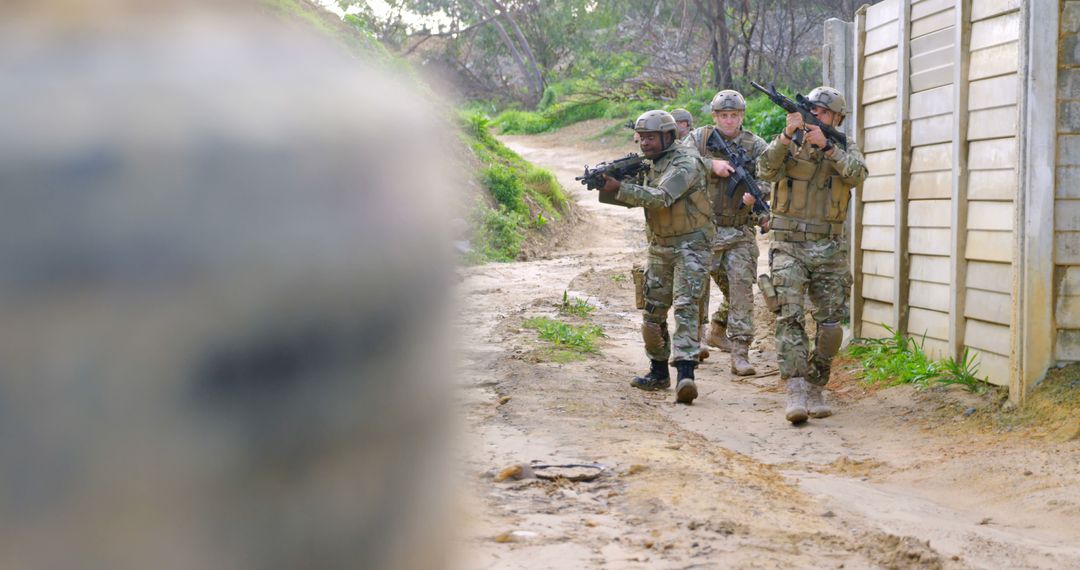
[710,90,746,111]
[671,108,693,124]
[806,86,846,115]
[633,110,678,135]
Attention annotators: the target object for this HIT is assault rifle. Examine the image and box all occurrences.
[706,128,770,219]
[750,81,848,151]
[575,153,648,207]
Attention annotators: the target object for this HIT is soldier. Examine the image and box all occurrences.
[672,108,694,142]
[689,90,769,377]
[601,110,713,404]
[757,86,868,423]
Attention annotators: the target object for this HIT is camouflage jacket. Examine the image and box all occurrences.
[616,143,713,243]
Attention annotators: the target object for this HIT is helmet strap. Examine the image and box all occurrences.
[662,131,675,149]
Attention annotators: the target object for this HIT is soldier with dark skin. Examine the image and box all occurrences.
[689,90,769,377]
[757,86,868,423]
[601,110,713,405]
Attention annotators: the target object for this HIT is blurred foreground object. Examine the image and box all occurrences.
[0,4,455,569]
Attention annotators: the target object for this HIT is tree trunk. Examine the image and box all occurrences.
[467,0,539,104]
[694,0,732,90]
[713,0,733,89]
[491,0,545,101]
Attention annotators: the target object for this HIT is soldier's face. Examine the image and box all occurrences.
[810,105,841,127]
[638,131,665,158]
[712,110,744,137]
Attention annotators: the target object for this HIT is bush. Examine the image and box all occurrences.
[543,99,610,127]
[468,201,526,263]
[744,94,788,141]
[458,110,569,263]
[482,164,527,216]
[846,325,989,392]
[524,166,565,218]
[492,109,552,134]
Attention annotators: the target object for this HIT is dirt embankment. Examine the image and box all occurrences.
[454,119,1080,569]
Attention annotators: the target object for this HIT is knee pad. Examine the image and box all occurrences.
[642,321,669,353]
[815,321,843,358]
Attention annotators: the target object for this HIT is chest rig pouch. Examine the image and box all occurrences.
[644,152,713,242]
[772,150,852,226]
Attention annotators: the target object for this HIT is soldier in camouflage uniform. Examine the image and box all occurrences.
[757,86,868,423]
[672,108,694,143]
[601,110,713,405]
[689,90,768,377]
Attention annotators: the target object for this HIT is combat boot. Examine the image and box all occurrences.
[698,324,710,361]
[631,359,670,391]
[806,383,833,418]
[706,322,731,352]
[730,341,756,376]
[673,361,698,404]
[784,377,809,424]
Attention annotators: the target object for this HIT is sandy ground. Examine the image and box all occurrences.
[451,120,1080,569]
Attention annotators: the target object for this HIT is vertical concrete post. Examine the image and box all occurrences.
[1013,0,1058,402]
[823,18,855,137]
[849,7,869,339]
[893,0,912,337]
[949,0,971,362]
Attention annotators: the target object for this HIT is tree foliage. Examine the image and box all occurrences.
[340,0,864,107]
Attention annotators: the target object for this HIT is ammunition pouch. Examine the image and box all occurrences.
[631,264,646,310]
[757,273,780,313]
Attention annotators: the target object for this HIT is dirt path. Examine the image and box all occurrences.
[453,121,1080,569]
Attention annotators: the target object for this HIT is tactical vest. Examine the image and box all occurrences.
[697,126,756,228]
[771,144,852,241]
[643,147,713,245]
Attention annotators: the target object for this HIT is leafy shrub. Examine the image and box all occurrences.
[458,110,569,262]
[524,166,565,217]
[846,325,989,392]
[468,201,526,263]
[744,94,788,141]
[482,164,527,216]
[523,316,604,354]
[559,290,594,318]
[492,109,552,134]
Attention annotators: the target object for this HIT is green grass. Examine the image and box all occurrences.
[559,290,595,318]
[846,324,988,392]
[465,200,526,263]
[523,316,604,355]
[482,164,528,216]
[459,111,568,263]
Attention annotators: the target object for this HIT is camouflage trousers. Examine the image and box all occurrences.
[770,237,851,384]
[699,225,759,343]
[642,233,712,363]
